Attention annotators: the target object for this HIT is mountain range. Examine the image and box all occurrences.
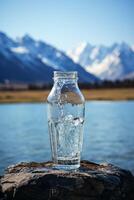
[67,42,134,80]
[0,32,98,84]
[0,31,134,84]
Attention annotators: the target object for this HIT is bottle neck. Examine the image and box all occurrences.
[53,71,78,88]
[53,71,78,82]
[54,78,77,84]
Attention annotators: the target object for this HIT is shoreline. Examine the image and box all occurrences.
[0,88,134,103]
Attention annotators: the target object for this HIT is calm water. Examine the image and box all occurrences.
[0,101,134,174]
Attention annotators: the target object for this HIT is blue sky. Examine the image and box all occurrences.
[0,0,134,50]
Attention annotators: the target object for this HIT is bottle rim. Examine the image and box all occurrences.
[54,71,78,79]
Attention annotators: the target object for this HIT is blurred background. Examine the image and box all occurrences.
[0,0,134,174]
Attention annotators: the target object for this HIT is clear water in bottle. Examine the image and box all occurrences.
[47,71,85,170]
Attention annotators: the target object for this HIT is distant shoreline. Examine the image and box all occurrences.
[0,88,134,103]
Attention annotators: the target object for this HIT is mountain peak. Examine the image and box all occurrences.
[119,42,130,51]
[76,42,93,53]
[67,42,93,63]
[0,31,7,38]
[22,34,35,44]
[78,41,91,49]
[0,31,16,48]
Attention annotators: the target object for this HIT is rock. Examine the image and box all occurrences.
[0,160,134,200]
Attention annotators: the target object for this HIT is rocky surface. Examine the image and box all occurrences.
[0,160,134,200]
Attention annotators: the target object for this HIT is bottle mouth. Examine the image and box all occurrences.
[54,71,78,80]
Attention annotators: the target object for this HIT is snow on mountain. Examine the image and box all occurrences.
[67,42,94,66]
[67,42,134,80]
[131,45,134,52]
[86,50,122,80]
[11,46,29,54]
[0,32,98,84]
[38,54,60,70]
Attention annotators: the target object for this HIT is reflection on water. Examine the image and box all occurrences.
[0,101,134,174]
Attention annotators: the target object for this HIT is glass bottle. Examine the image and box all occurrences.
[47,71,85,170]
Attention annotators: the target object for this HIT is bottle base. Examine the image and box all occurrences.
[53,158,80,171]
[53,164,80,171]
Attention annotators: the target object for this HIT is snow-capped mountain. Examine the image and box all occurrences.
[0,32,99,84]
[67,42,134,80]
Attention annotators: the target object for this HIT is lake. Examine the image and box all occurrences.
[0,101,134,175]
